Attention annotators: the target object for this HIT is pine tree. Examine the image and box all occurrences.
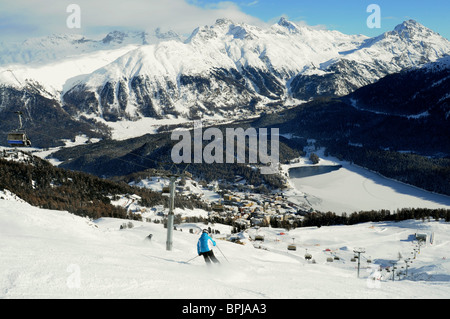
[309,153,320,164]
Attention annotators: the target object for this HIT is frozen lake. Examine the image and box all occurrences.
[288,162,450,214]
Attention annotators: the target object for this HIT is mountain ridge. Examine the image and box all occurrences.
[62,18,450,122]
[0,18,449,147]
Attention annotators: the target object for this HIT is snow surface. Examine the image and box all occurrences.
[340,20,449,67]
[1,191,449,299]
[283,150,450,214]
[0,45,139,97]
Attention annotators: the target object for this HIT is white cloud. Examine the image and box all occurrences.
[243,0,259,6]
[293,20,328,31]
[0,0,265,41]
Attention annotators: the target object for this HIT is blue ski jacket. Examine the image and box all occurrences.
[197,233,216,255]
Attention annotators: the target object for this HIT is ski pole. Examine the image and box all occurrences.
[185,255,199,264]
[216,244,229,263]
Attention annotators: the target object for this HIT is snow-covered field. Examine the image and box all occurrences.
[284,151,450,214]
[1,191,449,299]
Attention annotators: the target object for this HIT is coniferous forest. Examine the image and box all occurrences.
[1,154,449,230]
[0,155,206,220]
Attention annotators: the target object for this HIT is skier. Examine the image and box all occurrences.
[197,229,220,265]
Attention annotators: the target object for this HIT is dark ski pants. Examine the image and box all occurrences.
[200,250,220,264]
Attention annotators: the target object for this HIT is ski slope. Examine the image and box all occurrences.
[1,191,449,299]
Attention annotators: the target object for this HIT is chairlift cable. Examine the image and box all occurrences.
[4,118,197,181]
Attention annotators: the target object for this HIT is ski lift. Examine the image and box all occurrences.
[162,186,170,194]
[253,226,264,241]
[7,111,31,147]
[287,238,297,251]
[304,249,312,260]
[255,235,265,242]
[7,132,31,147]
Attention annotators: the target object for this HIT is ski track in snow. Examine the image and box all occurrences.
[1,193,450,299]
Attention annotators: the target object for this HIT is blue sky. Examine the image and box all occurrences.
[192,0,450,38]
[0,0,449,42]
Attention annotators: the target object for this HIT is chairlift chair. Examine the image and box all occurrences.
[7,132,31,147]
[304,249,312,260]
[255,235,265,242]
[162,186,170,194]
[7,111,31,147]
[287,238,297,251]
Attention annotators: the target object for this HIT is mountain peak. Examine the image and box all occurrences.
[277,17,299,33]
[394,19,422,32]
[392,19,435,38]
[215,18,235,26]
[397,19,422,28]
[154,28,181,42]
[101,31,131,44]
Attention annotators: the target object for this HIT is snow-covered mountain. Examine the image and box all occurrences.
[290,20,450,99]
[0,29,181,67]
[62,18,369,121]
[62,18,450,122]
[0,29,182,97]
[0,18,449,146]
